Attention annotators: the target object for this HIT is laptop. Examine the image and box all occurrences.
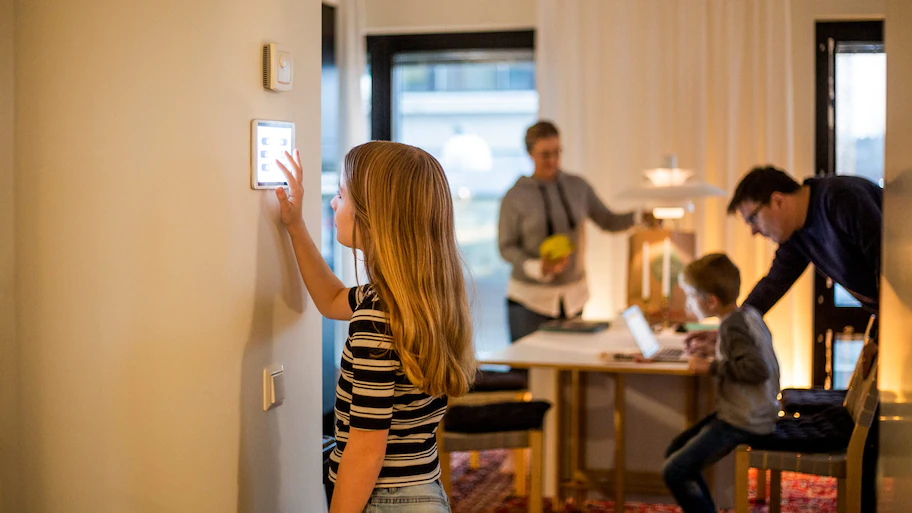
[615,305,688,362]
[539,319,611,333]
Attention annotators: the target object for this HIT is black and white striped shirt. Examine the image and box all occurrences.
[328,285,448,487]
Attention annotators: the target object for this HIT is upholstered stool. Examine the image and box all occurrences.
[438,400,551,513]
[460,368,530,470]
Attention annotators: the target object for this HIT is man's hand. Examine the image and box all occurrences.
[542,255,571,276]
[689,356,713,375]
[684,330,718,358]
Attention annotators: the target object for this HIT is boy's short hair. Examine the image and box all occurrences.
[727,165,801,214]
[682,253,741,305]
[525,120,560,153]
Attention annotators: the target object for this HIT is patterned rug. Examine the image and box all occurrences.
[449,450,838,513]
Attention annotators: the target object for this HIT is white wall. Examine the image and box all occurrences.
[880,0,912,507]
[3,1,325,512]
[0,0,16,511]
[363,0,535,34]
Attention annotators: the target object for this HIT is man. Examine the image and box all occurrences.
[688,165,881,354]
[688,165,882,511]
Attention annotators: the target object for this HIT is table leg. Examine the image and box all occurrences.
[570,370,582,480]
[614,373,626,508]
[529,367,561,500]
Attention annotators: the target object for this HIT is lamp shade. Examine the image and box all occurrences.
[618,154,725,204]
[620,182,726,202]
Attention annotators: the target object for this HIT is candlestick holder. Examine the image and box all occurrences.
[660,295,670,329]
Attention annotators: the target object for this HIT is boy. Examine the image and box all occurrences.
[663,253,781,512]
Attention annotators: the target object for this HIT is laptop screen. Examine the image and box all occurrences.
[621,305,660,359]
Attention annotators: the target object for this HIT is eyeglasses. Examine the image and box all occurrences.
[745,202,767,226]
[533,148,562,160]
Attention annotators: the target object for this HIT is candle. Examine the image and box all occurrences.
[662,237,671,298]
[642,241,651,301]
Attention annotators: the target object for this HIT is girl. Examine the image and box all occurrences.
[275,142,476,512]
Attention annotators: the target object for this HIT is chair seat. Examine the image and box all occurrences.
[780,387,847,414]
[751,405,854,453]
[445,401,551,434]
[744,448,848,477]
[471,369,528,392]
[441,430,533,452]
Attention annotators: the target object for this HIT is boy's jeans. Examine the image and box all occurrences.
[663,413,757,513]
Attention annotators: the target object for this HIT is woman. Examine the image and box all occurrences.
[498,120,644,341]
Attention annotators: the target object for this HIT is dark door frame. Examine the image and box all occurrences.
[813,20,883,388]
[366,31,535,141]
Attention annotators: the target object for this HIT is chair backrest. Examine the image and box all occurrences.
[842,334,877,410]
[847,364,878,429]
[864,314,877,343]
[845,363,878,467]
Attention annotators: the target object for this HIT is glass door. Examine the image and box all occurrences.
[813,21,884,389]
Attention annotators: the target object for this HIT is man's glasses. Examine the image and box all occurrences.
[745,202,767,225]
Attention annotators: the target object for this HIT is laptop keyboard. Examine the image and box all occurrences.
[655,347,685,360]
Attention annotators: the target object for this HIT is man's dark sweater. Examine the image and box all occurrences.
[743,175,882,315]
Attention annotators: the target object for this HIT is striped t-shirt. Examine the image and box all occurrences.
[328,285,448,487]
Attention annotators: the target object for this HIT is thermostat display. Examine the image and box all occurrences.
[251,119,295,189]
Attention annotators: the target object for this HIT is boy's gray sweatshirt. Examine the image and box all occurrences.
[498,171,634,285]
[711,306,781,435]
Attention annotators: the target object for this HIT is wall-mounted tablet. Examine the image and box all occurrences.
[251,119,295,190]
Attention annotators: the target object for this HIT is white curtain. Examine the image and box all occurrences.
[536,0,810,387]
[335,0,369,356]
[335,0,368,289]
[337,0,368,154]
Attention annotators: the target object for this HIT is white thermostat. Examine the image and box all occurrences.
[263,43,293,91]
[251,119,295,190]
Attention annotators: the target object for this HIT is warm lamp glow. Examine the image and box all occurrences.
[652,207,686,219]
[644,167,693,187]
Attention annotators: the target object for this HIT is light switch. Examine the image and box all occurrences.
[263,364,285,412]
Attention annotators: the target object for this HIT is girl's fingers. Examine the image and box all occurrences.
[275,159,296,188]
[284,150,303,184]
[276,186,287,204]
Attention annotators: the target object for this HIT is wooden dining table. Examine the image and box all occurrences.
[478,324,731,508]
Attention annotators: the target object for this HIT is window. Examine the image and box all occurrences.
[814,21,884,389]
[368,32,536,356]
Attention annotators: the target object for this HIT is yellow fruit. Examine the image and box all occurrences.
[539,234,575,261]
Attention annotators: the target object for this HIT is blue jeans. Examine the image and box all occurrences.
[362,480,450,513]
[663,413,756,513]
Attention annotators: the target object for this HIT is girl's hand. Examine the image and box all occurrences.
[275,149,305,230]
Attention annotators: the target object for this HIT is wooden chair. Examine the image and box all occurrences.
[437,399,550,513]
[754,315,879,500]
[734,360,879,513]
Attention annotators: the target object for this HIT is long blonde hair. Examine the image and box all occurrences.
[342,141,476,398]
